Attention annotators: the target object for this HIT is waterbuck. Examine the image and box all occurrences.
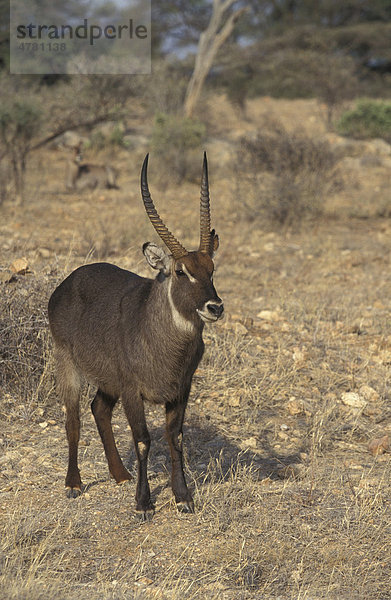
[66,143,119,191]
[48,153,224,519]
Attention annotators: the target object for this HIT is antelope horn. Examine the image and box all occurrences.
[199,151,212,255]
[141,154,188,259]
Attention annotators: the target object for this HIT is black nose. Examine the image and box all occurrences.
[207,303,224,318]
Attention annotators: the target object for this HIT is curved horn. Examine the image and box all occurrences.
[141,154,188,259]
[199,151,212,254]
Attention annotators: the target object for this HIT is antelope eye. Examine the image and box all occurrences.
[175,269,186,277]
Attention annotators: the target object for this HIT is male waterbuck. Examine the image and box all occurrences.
[66,143,119,191]
[49,153,224,519]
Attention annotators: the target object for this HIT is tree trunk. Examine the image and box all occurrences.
[183,0,247,119]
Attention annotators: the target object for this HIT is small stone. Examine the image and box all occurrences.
[38,247,51,258]
[368,434,389,456]
[276,463,305,480]
[10,257,29,274]
[0,270,15,283]
[228,395,240,407]
[263,242,275,252]
[359,385,379,403]
[240,437,258,450]
[232,322,248,335]
[257,310,281,321]
[341,392,366,409]
[135,576,153,587]
[286,397,305,415]
[292,347,308,367]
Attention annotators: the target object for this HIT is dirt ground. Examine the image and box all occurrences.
[1,96,391,599]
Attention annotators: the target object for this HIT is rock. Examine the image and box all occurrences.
[340,392,366,409]
[360,154,383,168]
[368,434,389,456]
[240,437,258,450]
[257,310,281,321]
[276,463,305,480]
[286,397,305,415]
[231,322,248,335]
[0,270,15,283]
[10,257,29,274]
[123,133,149,150]
[228,394,240,407]
[292,347,308,368]
[359,385,379,403]
[37,247,51,258]
[54,130,88,149]
[365,138,391,156]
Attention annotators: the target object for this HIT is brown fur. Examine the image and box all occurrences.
[48,186,223,519]
[66,144,119,191]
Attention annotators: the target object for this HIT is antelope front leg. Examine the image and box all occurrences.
[165,398,194,513]
[122,393,154,520]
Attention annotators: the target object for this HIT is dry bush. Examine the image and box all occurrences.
[236,123,339,228]
[0,274,56,415]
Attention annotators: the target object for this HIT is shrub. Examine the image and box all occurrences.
[0,100,42,200]
[151,112,206,184]
[236,123,338,227]
[336,99,391,143]
[0,274,54,409]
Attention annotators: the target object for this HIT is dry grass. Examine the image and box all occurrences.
[1,96,391,599]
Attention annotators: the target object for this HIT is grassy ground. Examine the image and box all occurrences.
[1,96,391,599]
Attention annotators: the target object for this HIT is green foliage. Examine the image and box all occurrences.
[88,124,126,151]
[109,125,126,147]
[336,99,391,142]
[153,112,205,152]
[0,101,42,146]
[0,100,42,199]
[151,112,206,183]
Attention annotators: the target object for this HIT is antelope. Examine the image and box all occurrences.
[66,143,119,191]
[48,153,224,519]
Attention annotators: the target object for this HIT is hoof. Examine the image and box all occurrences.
[176,500,195,514]
[135,508,155,522]
[117,477,132,485]
[65,486,82,499]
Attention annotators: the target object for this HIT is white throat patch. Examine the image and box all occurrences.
[167,277,195,334]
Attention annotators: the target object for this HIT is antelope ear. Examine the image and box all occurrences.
[210,229,219,257]
[143,242,171,276]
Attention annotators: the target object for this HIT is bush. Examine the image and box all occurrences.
[151,112,206,184]
[0,100,42,200]
[336,99,391,143]
[88,124,126,151]
[236,123,338,227]
[0,274,54,408]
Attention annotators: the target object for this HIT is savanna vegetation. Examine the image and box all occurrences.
[1,1,391,599]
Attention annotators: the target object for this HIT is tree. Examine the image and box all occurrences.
[0,74,139,202]
[183,0,248,118]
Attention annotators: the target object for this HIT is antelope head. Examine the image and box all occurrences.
[73,143,83,164]
[141,153,224,328]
